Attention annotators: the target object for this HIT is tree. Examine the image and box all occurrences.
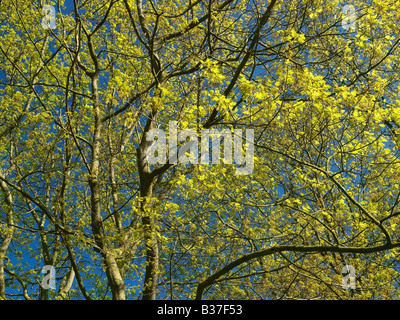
[0,0,400,300]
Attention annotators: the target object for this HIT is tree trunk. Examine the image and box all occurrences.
[140,179,159,300]
[90,76,126,299]
[0,178,14,299]
[137,113,159,300]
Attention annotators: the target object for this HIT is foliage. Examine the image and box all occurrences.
[0,0,400,300]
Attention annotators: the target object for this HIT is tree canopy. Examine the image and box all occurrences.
[1,0,400,300]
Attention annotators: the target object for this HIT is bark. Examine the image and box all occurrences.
[39,183,54,300]
[89,74,126,299]
[109,155,123,233]
[62,236,92,300]
[138,170,158,300]
[0,177,14,299]
[137,111,159,300]
[58,268,75,299]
